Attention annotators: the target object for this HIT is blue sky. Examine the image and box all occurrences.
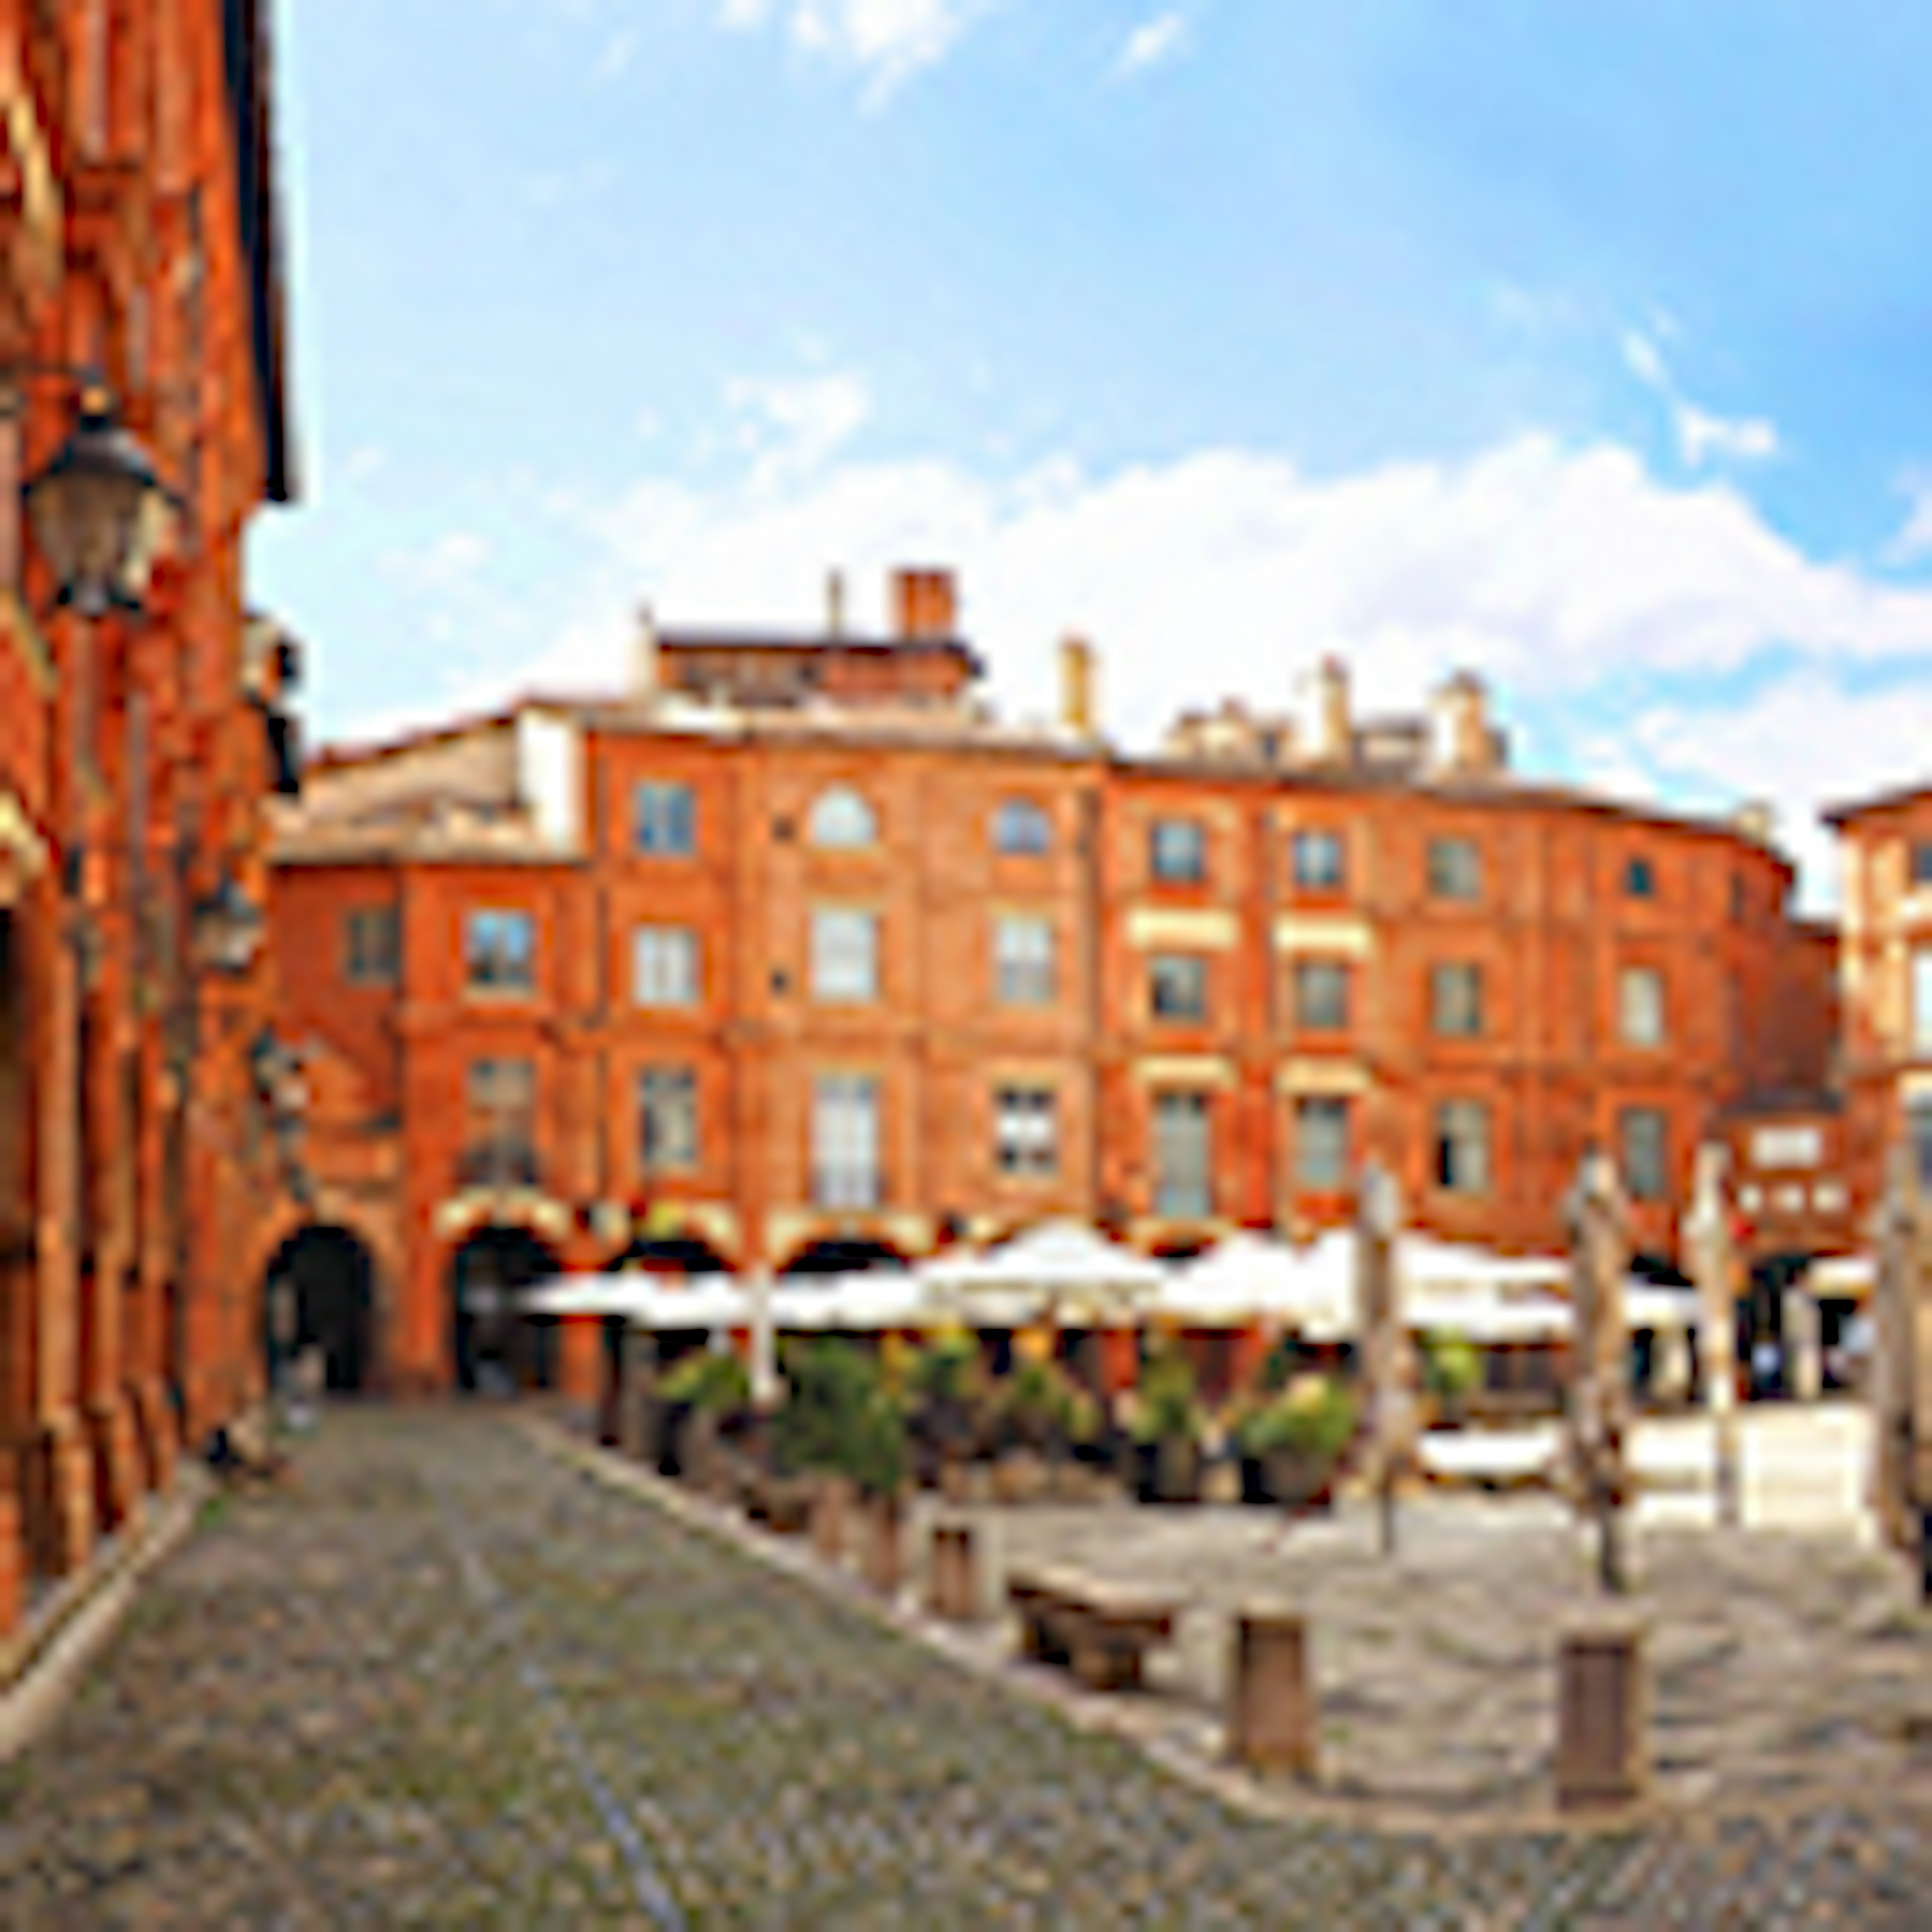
[254,2,1932,902]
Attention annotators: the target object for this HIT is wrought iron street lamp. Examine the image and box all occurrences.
[21,381,178,616]
[191,869,266,977]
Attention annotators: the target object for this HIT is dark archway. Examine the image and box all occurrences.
[612,1234,731,1276]
[1743,1250,1814,1398]
[264,1225,376,1393]
[449,1226,562,1395]
[781,1236,907,1277]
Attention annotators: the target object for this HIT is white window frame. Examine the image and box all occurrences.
[1152,1090,1213,1220]
[994,1085,1058,1178]
[992,798,1051,856]
[1426,836,1482,902]
[1620,1106,1668,1202]
[808,785,878,850]
[993,914,1056,1007]
[1290,827,1345,891]
[1292,958,1349,1032]
[1430,961,1483,1038]
[813,1073,882,1209]
[465,909,535,993]
[1619,965,1666,1049]
[1149,952,1209,1023]
[811,907,880,1004]
[1433,1099,1490,1196]
[634,780,696,857]
[1149,818,1206,884]
[633,925,700,1008]
[639,1066,698,1174]
[1293,1095,1350,1193]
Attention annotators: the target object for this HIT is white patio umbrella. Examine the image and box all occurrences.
[1158,1231,1354,1337]
[1806,1252,1875,1298]
[523,1273,661,1319]
[623,1275,750,1332]
[770,1268,927,1332]
[922,1220,1168,1327]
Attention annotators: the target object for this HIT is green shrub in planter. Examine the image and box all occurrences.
[1129,1341,1203,1447]
[774,1338,908,1499]
[1421,1329,1482,1410]
[1238,1376,1358,1461]
[659,1348,751,1414]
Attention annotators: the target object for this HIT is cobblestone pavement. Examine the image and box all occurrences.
[947,1480,1932,1817]
[0,1409,1925,1928]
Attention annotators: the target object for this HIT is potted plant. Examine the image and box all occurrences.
[1238,1374,1357,1512]
[1129,1341,1204,1503]
[658,1348,749,1490]
[1420,1328,1482,1429]
[908,1329,986,1500]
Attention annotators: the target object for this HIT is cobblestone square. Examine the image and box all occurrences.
[0,1409,1925,1927]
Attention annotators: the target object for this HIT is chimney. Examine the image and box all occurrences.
[1428,670,1494,777]
[1733,800,1776,847]
[1060,634,1097,736]
[891,567,957,640]
[826,569,847,638]
[633,604,661,697]
[1300,656,1351,764]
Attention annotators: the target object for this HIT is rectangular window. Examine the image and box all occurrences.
[1152,1090,1213,1219]
[813,1073,882,1209]
[1149,817,1206,884]
[1911,1098,1932,1190]
[1292,958,1350,1031]
[465,1057,536,1185]
[1290,827,1345,891]
[1621,1107,1669,1202]
[633,925,700,1007]
[1426,836,1482,901]
[811,907,880,1004]
[1911,841,1932,888]
[1433,1099,1490,1196]
[1913,949,1932,1053]
[465,910,535,993]
[634,781,696,856]
[1430,961,1483,1037]
[1619,965,1666,1048]
[1294,1096,1350,1192]
[993,914,1056,1006]
[343,906,399,986]
[995,1086,1058,1178]
[638,1067,698,1174]
[1149,953,1209,1023]
[1624,855,1657,899]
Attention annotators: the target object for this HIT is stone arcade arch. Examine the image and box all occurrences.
[449,1226,562,1395]
[779,1235,909,1277]
[263,1225,376,1394]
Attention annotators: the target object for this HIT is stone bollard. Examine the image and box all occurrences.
[1226,1605,1317,1780]
[926,1521,980,1623]
[811,1476,853,1566]
[860,1496,904,1597]
[1556,1624,1648,1811]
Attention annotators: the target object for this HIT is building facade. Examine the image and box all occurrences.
[269,571,1840,1394]
[0,1,297,1631]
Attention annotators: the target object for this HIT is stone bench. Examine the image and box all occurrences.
[1007,1564,1180,1692]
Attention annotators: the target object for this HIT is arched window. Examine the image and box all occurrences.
[992,798,1051,856]
[808,785,878,850]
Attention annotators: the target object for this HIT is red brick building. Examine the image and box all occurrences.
[0,2,298,1628]
[269,571,1839,1394]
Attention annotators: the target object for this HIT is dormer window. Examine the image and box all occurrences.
[809,785,878,850]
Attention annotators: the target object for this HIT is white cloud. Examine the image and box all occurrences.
[1622,327,1779,471]
[724,369,873,485]
[486,428,1932,745]
[1606,674,1932,910]
[1888,471,1932,564]
[348,416,1932,912]
[1114,10,1190,78]
[719,0,980,102]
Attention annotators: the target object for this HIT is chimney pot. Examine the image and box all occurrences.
[1061,635,1097,737]
[892,567,957,640]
